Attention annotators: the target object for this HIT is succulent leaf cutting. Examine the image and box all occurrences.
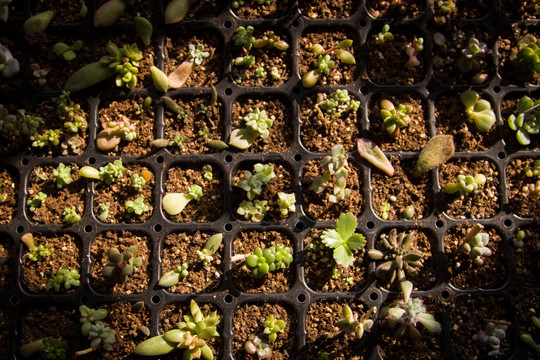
[336,305,377,339]
[245,245,293,278]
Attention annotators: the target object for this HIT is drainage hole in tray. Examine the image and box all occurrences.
[21,158,29,166]
[154,224,162,232]
[88,157,96,165]
[224,20,232,28]
[225,154,233,163]
[151,295,161,304]
[360,86,369,95]
[294,154,302,162]
[10,295,20,305]
[295,222,305,231]
[224,294,234,304]
[366,221,374,230]
[369,292,379,301]
[80,296,89,304]
[435,220,444,229]
[224,223,233,232]
[504,219,512,228]
[156,156,164,164]
[16,225,24,234]
[497,152,506,160]
[297,293,306,303]
[225,88,232,96]
[84,225,93,233]
[440,290,450,300]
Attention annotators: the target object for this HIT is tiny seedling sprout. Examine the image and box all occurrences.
[460,90,496,132]
[245,245,293,278]
[443,173,486,195]
[380,99,412,137]
[462,224,492,266]
[277,192,296,216]
[376,24,394,44]
[507,96,540,146]
[336,305,377,339]
[158,262,188,288]
[21,233,52,261]
[244,314,286,359]
[237,199,269,222]
[27,191,47,212]
[63,206,82,224]
[302,39,355,88]
[162,184,203,215]
[510,34,540,78]
[473,321,509,357]
[196,233,223,266]
[125,196,150,215]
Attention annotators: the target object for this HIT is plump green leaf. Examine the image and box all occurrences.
[229,128,260,149]
[133,334,177,356]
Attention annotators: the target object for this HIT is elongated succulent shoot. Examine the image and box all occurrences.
[310,144,351,203]
[237,199,269,222]
[134,299,220,359]
[46,268,81,291]
[380,99,412,137]
[125,196,150,215]
[21,233,52,261]
[507,96,540,145]
[103,246,143,283]
[158,263,188,288]
[336,305,377,339]
[245,245,293,278]
[462,224,491,266]
[321,212,366,268]
[461,90,496,132]
[413,135,454,177]
[162,184,203,215]
[229,108,274,149]
[27,192,47,212]
[53,163,73,189]
[368,228,423,284]
[63,206,82,224]
[150,66,169,92]
[0,43,20,78]
[134,16,153,46]
[19,337,69,360]
[196,233,223,265]
[236,163,275,200]
[277,192,296,216]
[357,138,394,176]
[510,34,540,77]
[444,173,486,195]
[23,10,54,34]
[382,280,441,341]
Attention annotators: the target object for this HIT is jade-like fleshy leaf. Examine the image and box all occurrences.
[357,138,394,176]
[229,128,260,149]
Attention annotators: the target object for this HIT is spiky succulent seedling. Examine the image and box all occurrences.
[336,305,377,339]
[381,280,441,341]
[473,321,508,357]
[102,246,142,283]
[380,99,412,137]
[245,245,293,278]
[321,212,366,268]
[462,224,492,266]
[508,96,540,146]
[21,233,52,261]
[134,300,220,359]
[368,228,424,284]
[461,90,496,132]
[443,174,487,195]
[46,269,81,291]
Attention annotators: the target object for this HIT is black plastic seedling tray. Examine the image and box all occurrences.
[0,1,539,359]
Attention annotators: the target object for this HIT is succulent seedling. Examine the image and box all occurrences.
[368,228,423,284]
[405,37,424,67]
[23,10,54,35]
[19,337,69,360]
[520,315,540,354]
[443,173,487,195]
[376,24,394,44]
[46,269,81,291]
[52,163,73,189]
[0,42,20,78]
[437,0,456,13]
[507,96,540,145]
[473,320,509,357]
[58,91,87,134]
[336,305,377,339]
[134,16,153,46]
[162,184,203,216]
[302,39,355,88]
[381,280,442,341]
[203,164,213,181]
[413,135,455,177]
[158,262,188,288]
[102,246,143,283]
[237,199,269,222]
[229,108,274,150]
[96,115,136,152]
[314,89,360,126]
[53,40,83,61]
[277,192,296,216]
[321,212,366,268]
[134,299,220,359]
[31,129,61,148]
[380,99,412,137]
[168,43,210,88]
[196,233,223,265]
[525,160,540,179]
[79,159,126,185]
[0,1,11,23]
[244,315,286,359]
[456,37,489,83]
[98,202,110,222]
[245,245,293,278]
[462,224,492,266]
[63,206,81,224]
[76,305,116,356]
[27,191,47,212]
[21,233,52,261]
[357,138,395,176]
[130,174,146,192]
[310,144,351,203]
[125,196,150,216]
[165,0,195,24]
[461,90,496,132]
[236,163,275,200]
[94,0,133,27]
[510,34,540,78]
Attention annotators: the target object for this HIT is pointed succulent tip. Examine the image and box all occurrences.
[357,138,394,176]
[150,66,169,92]
[94,0,126,27]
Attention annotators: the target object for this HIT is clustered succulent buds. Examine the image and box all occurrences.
[77,305,116,355]
[443,173,487,195]
[102,246,143,283]
[46,269,81,291]
[229,108,274,150]
[510,34,540,78]
[244,315,286,360]
[19,337,69,360]
[315,89,360,126]
[462,224,492,266]
[473,321,508,357]
[380,99,412,137]
[368,229,423,284]
[21,233,52,262]
[460,90,496,132]
[245,245,293,278]
[158,262,189,288]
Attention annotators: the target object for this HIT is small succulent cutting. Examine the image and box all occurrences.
[413,135,454,177]
[380,99,412,137]
[21,233,52,261]
[314,89,360,126]
[102,246,143,283]
[168,43,210,89]
[507,95,539,146]
[96,115,137,152]
[456,37,489,84]
[245,245,293,278]
[236,163,275,201]
[162,184,203,216]
[310,144,351,203]
[134,299,220,359]
[229,108,274,150]
[158,262,189,288]
[302,39,355,88]
[460,90,496,132]
[79,159,126,185]
[76,305,116,356]
[336,305,377,339]
[244,314,286,359]
[368,228,423,284]
[19,337,69,360]
[473,321,509,357]
[510,34,540,78]
[46,269,81,291]
[443,173,486,195]
[321,212,366,268]
[462,224,492,266]
[196,233,223,265]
